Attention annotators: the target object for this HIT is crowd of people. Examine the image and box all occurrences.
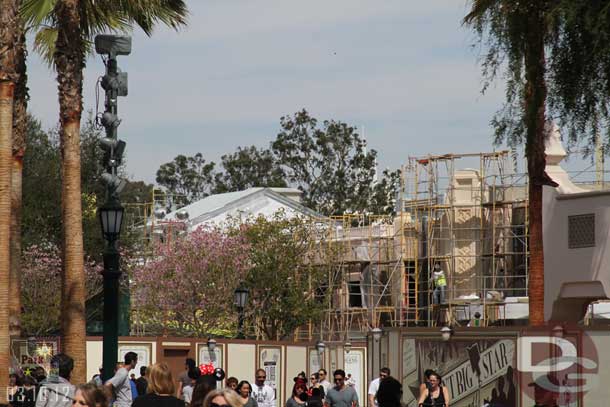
[8,353,450,407]
[7,354,362,407]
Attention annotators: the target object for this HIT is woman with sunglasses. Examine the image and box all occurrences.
[307,373,325,399]
[202,389,242,407]
[132,363,185,407]
[71,384,109,407]
[417,372,449,407]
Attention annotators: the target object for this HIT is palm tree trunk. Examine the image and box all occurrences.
[0,80,14,407]
[524,5,548,327]
[0,0,18,402]
[55,0,87,384]
[9,21,27,338]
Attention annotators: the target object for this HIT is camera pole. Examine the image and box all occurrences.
[94,34,131,382]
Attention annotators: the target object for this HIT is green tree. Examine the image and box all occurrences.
[370,168,401,215]
[272,109,384,216]
[547,1,610,150]
[230,212,332,340]
[156,153,216,207]
[464,0,610,326]
[464,0,558,326]
[213,146,287,193]
[22,114,147,258]
[21,115,61,248]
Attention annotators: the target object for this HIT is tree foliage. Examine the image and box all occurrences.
[132,226,250,337]
[22,114,153,257]
[229,212,333,341]
[213,146,287,193]
[155,153,215,207]
[464,0,610,154]
[155,110,400,217]
[272,110,379,215]
[20,243,103,336]
[547,1,610,152]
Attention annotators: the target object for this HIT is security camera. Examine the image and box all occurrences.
[95,35,132,57]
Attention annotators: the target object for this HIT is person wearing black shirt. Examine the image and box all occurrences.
[136,366,149,397]
[133,363,185,407]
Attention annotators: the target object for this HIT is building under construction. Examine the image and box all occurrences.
[306,150,531,342]
[127,148,607,341]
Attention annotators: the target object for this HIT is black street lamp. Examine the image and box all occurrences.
[99,203,124,242]
[234,285,249,339]
[99,202,124,381]
[95,33,131,382]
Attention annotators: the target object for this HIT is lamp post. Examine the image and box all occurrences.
[99,201,124,381]
[370,327,383,375]
[441,326,453,342]
[234,285,249,339]
[316,340,325,368]
[344,341,352,354]
[207,337,217,352]
[95,34,131,381]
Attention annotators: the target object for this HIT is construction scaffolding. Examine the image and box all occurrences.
[306,151,531,342]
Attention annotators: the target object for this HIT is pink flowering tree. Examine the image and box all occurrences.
[21,244,103,335]
[132,226,250,337]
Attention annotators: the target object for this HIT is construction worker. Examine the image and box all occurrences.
[432,264,447,304]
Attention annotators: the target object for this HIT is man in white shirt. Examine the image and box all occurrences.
[367,367,390,407]
[105,352,138,407]
[251,368,275,407]
[318,368,331,394]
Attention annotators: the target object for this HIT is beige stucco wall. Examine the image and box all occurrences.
[543,188,610,320]
[227,343,256,382]
[86,340,103,380]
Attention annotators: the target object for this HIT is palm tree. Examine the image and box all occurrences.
[21,0,188,383]
[0,0,20,402]
[463,0,559,326]
[9,19,27,338]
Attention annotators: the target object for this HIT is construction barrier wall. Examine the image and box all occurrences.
[11,337,367,406]
[369,327,610,407]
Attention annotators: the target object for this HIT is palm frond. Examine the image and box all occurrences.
[33,26,58,68]
[117,0,189,36]
[463,0,498,25]
[21,0,57,28]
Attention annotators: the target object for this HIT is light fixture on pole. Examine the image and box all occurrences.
[316,340,326,355]
[207,337,217,351]
[441,326,452,342]
[234,285,249,309]
[99,203,124,242]
[552,325,565,338]
[371,327,383,342]
[344,341,352,354]
[234,285,249,339]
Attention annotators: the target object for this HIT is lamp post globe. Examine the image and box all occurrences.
[316,340,326,354]
[371,327,383,342]
[441,326,452,341]
[344,341,352,354]
[234,285,249,309]
[99,203,124,242]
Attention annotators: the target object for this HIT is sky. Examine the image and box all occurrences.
[26,0,595,184]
